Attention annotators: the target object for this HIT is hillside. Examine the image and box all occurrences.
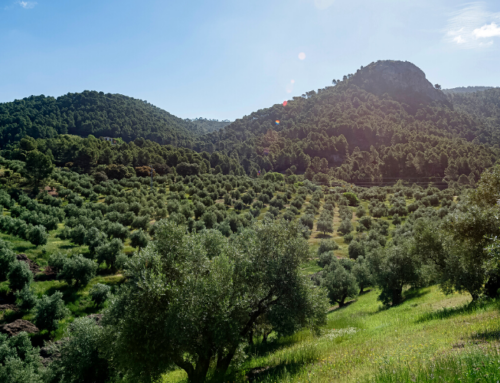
[0,91,209,147]
[186,117,231,134]
[201,60,499,187]
[444,86,495,94]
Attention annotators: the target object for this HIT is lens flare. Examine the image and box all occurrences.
[298,52,306,60]
[283,101,288,106]
[275,120,280,125]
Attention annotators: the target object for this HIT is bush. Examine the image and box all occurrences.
[27,225,48,247]
[90,283,111,307]
[59,255,98,287]
[34,291,69,332]
[8,261,33,291]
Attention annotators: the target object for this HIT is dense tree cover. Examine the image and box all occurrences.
[185,117,231,135]
[0,91,214,146]
[198,62,498,187]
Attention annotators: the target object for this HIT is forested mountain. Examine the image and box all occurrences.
[200,60,500,187]
[444,86,494,94]
[0,91,209,147]
[2,60,500,189]
[186,118,231,134]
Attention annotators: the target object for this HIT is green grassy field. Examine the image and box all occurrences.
[161,286,500,383]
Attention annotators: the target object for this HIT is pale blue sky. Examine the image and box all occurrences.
[1,0,499,120]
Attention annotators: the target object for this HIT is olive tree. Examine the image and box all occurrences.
[59,255,98,288]
[49,317,110,383]
[369,240,422,306]
[27,225,48,248]
[8,261,33,291]
[34,291,69,332]
[321,259,358,307]
[101,220,329,383]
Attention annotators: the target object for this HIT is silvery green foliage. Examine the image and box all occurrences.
[34,291,69,332]
[90,284,111,307]
[0,332,43,383]
[101,220,329,383]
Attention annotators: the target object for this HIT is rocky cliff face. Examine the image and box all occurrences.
[351,60,448,105]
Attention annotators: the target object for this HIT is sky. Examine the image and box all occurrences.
[1,0,500,121]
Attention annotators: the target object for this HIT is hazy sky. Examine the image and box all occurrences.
[1,0,500,120]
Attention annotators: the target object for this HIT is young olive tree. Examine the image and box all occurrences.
[101,220,329,383]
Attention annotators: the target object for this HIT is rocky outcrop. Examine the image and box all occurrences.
[351,60,449,106]
[0,319,39,337]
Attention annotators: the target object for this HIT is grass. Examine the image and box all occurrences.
[160,286,500,383]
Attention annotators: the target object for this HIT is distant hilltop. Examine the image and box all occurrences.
[443,86,496,94]
[348,60,449,107]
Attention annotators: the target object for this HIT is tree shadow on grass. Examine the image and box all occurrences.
[403,287,430,301]
[416,299,492,324]
[242,362,307,382]
[246,335,304,359]
[59,244,79,250]
[12,245,33,253]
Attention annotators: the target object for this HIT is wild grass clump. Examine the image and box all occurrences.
[366,349,500,382]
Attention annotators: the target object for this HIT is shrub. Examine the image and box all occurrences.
[59,255,97,287]
[27,225,48,247]
[90,283,111,307]
[8,261,33,291]
[34,291,69,332]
